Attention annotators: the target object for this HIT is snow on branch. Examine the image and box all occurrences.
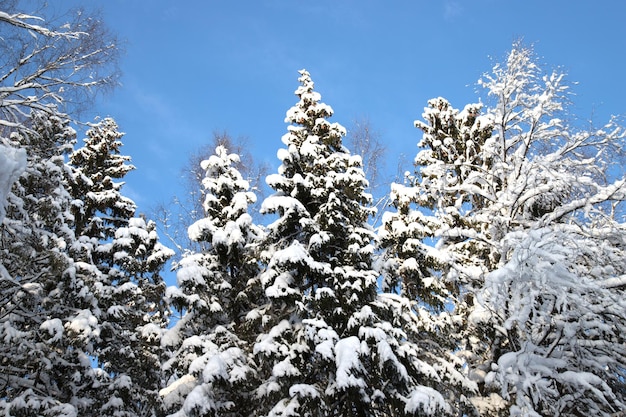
[0,144,27,222]
[598,274,626,289]
[0,11,83,39]
[0,6,119,131]
[540,178,626,225]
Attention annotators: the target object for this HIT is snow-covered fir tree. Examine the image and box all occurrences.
[384,42,626,415]
[161,145,262,417]
[378,96,494,312]
[68,118,136,239]
[0,111,104,416]
[67,118,174,416]
[249,70,476,417]
[103,216,174,416]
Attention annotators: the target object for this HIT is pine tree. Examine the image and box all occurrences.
[160,145,262,417]
[250,70,475,417]
[67,118,173,416]
[0,111,103,416]
[379,97,494,312]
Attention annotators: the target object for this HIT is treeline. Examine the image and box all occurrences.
[1,3,625,417]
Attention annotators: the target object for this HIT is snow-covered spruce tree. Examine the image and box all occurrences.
[160,145,262,417]
[376,98,495,410]
[391,43,626,415]
[158,130,269,256]
[103,216,174,417]
[68,118,136,239]
[0,111,104,416]
[249,70,476,417]
[67,118,174,416]
[379,97,494,313]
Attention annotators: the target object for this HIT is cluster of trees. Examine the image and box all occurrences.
[1,3,625,417]
[0,5,173,416]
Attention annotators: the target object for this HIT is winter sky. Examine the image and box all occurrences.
[67,0,626,214]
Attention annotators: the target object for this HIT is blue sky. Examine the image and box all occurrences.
[72,1,626,214]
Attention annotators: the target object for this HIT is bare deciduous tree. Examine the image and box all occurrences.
[345,117,386,192]
[345,117,393,226]
[0,1,120,132]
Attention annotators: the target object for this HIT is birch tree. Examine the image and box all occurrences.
[0,2,119,132]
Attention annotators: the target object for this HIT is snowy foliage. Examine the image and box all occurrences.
[0,111,102,416]
[248,70,475,417]
[473,228,626,416]
[0,11,127,414]
[67,118,173,416]
[467,46,626,415]
[0,144,26,222]
[1,95,170,417]
[382,42,626,415]
[162,145,262,417]
[68,118,136,239]
[2,14,626,416]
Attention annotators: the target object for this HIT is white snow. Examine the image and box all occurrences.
[176,258,207,287]
[267,398,300,417]
[335,336,366,389]
[300,136,320,157]
[597,274,626,289]
[65,309,99,341]
[289,384,320,399]
[260,195,306,216]
[139,323,162,342]
[254,319,291,356]
[159,374,197,401]
[264,271,298,299]
[272,358,301,378]
[0,144,26,222]
[273,241,309,264]
[40,318,64,343]
[405,385,451,415]
[203,355,229,383]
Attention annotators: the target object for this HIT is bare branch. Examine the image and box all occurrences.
[0,11,81,38]
[345,117,387,192]
[0,3,121,132]
[598,275,626,290]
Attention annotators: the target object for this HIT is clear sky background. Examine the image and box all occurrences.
[67,1,626,215]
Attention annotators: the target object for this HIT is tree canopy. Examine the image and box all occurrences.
[1,3,625,416]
